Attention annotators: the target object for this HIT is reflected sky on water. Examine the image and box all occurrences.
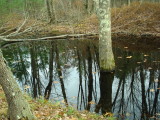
[2,39,160,120]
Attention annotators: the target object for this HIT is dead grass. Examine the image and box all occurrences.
[111,2,160,35]
[0,2,160,38]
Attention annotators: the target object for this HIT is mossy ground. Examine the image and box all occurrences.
[0,87,115,120]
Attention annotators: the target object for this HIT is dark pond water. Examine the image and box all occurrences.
[1,39,160,120]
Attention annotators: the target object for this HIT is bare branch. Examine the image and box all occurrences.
[6,16,28,38]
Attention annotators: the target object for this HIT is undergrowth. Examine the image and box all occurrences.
[0,87,115,120]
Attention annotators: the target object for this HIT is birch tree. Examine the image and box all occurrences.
[95,0,115,71]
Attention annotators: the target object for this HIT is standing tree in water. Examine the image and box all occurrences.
[0,50,36,120]
[94,0,115,114]
[95,0,115,71]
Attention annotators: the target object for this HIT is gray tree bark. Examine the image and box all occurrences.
[96,0,115,71]
[0,49,36,120]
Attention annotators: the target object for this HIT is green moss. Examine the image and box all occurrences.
[100,59,115,71]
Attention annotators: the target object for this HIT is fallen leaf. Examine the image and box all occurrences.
[150,89,155,92]
[72,96,77,99]
[144,54,149,57]
[24,85,30,89]
[104,112,113,117]
[57,69,62,71]
[126,56,132,59]
[59,76,63,78]
[53,81,59,84]
[70,117,78,120]
[126,113,131,116]
[144,59,147,62]
[148,67,152,70]
[154,79,159,82]
[81,114,86,117]
[89,101,95,104]
[92,72,97,74]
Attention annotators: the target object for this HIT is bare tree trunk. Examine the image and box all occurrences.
[46,0,55,23]
[0,50,36,120]
[96,0,115,71]
[86,0,94,14]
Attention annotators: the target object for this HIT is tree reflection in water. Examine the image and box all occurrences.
[2,40,160,120]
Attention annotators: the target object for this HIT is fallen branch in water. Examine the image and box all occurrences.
[0,33,99,42]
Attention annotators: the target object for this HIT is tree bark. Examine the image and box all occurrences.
[46,0,55,23]
[97,0,115,71]
[0,49,36,120]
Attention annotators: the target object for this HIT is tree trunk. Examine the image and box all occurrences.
[0,50,36,120]
[86,0,94,14]
[97,0,115,71]
[46,0,55,23]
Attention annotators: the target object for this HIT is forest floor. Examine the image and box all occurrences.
[0,2,160,40]
[0,87,114,120]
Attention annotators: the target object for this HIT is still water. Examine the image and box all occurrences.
[1,39,160,120]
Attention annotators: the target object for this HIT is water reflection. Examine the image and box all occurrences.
[2,40,160,119]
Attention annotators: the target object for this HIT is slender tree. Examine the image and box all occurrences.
[0,50,36,120]
[46,0,56,23]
